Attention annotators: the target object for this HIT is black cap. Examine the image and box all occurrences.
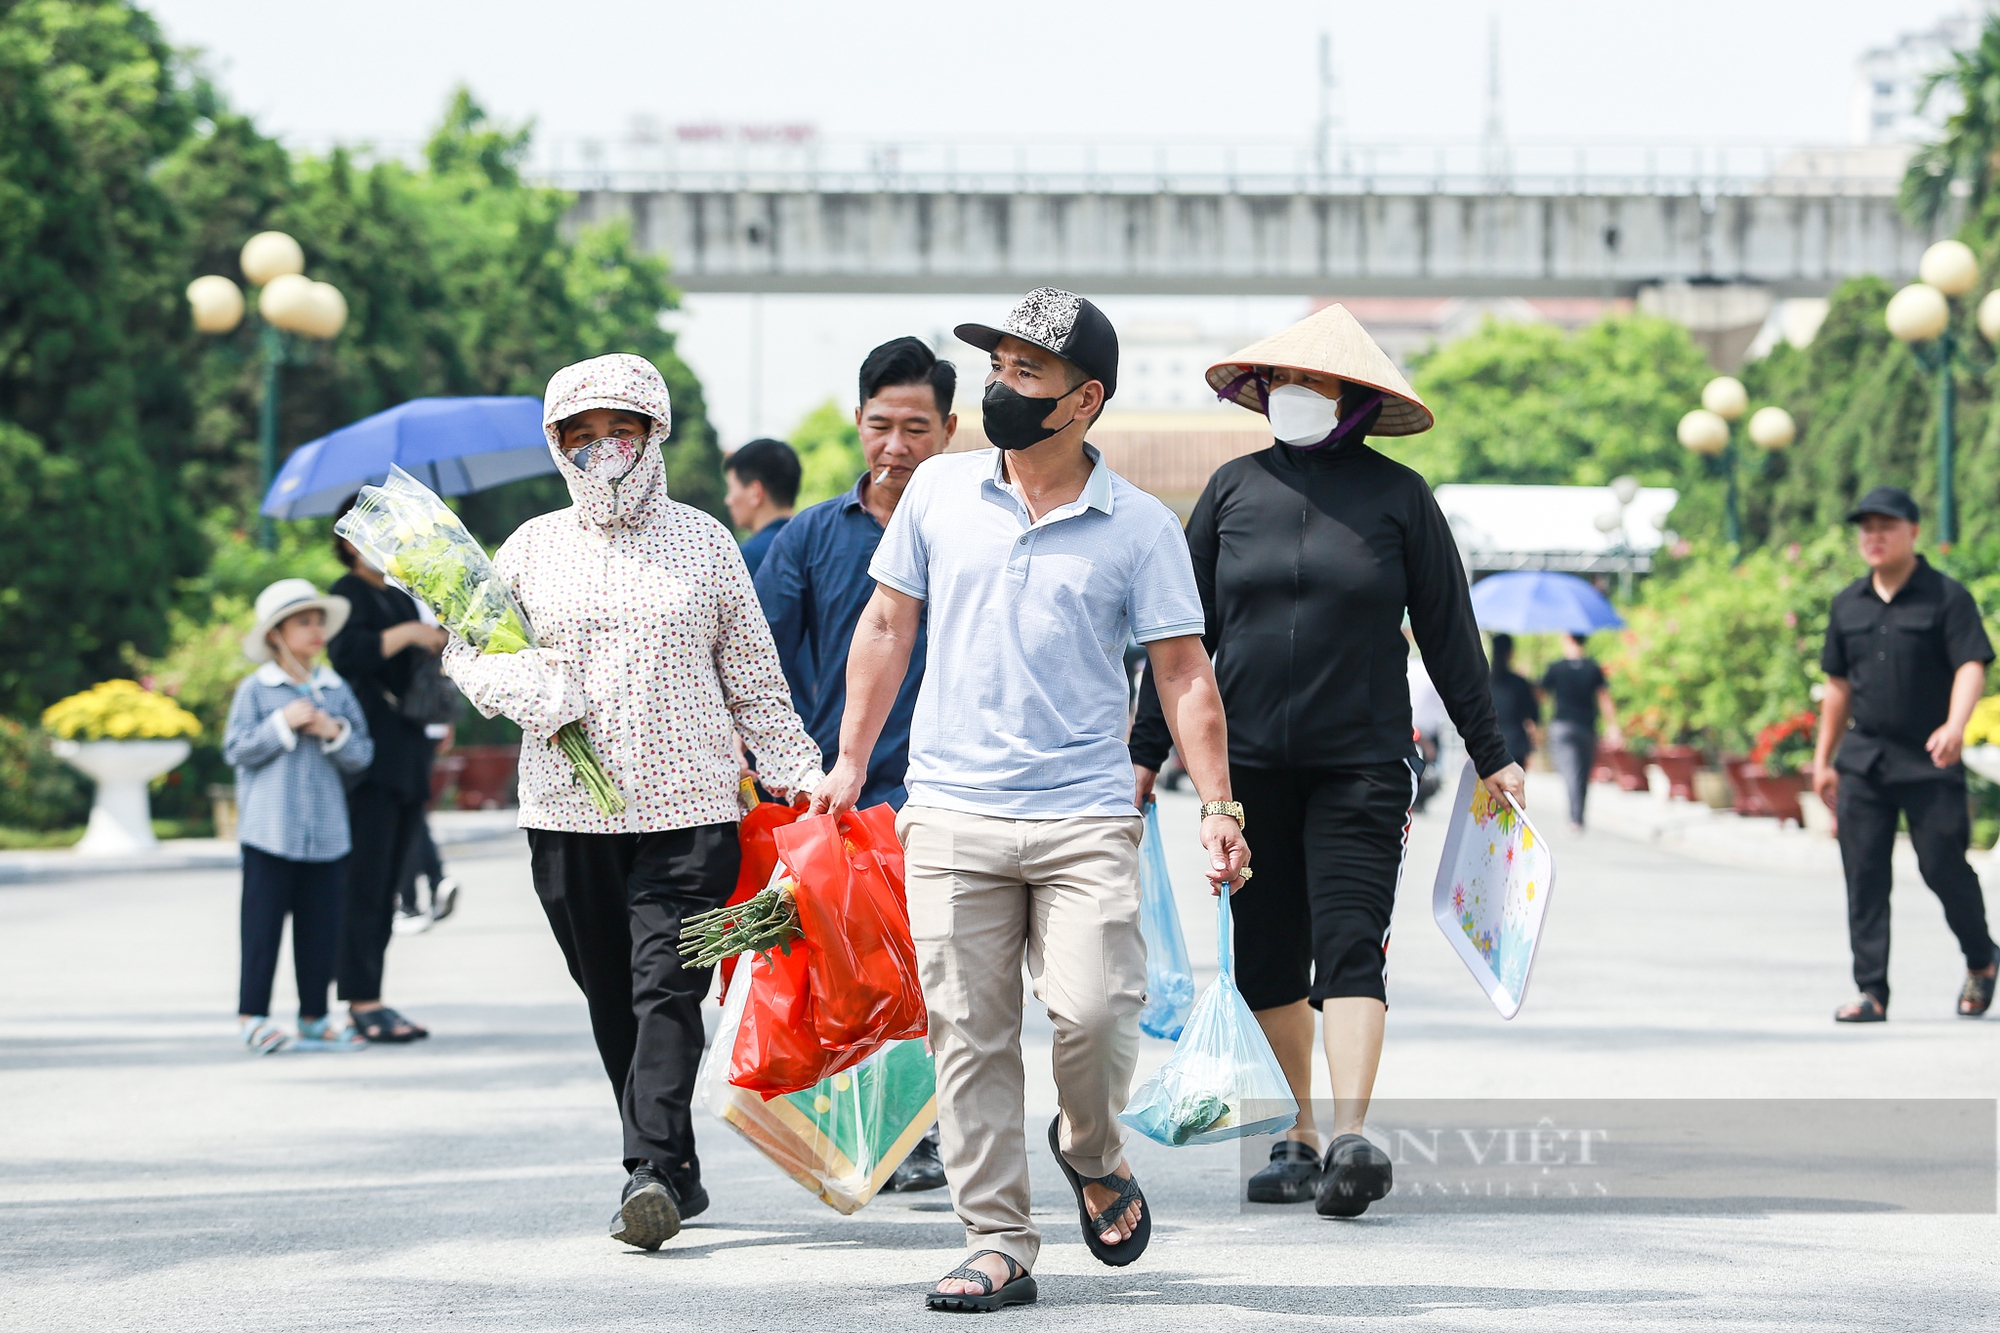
[955,288,1118,401]
[1845,486,1920,524]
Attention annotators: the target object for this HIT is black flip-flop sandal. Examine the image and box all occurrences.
[1834,994,1886,1024]
[924,1250,1036,1313]
[1047,1115,1150,1267]
[353,1006,429,1043]
[1959,970,1996,1018]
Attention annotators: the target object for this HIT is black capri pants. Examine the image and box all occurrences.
[1229,760,1420,1010]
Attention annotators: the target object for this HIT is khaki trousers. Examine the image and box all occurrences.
[897,806,1147,1271]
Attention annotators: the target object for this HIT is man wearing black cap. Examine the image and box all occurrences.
[1811,486,1997,1023]
[810,288,1249,1311]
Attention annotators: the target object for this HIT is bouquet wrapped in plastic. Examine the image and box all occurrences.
[1120,885,1298,1147]
[1137,800,1195,1041]
[334,465,624,815]
[697,959,937,1214]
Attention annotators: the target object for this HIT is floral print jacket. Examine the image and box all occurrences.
[443,354,824,833]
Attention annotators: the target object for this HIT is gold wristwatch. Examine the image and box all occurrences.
[1200,800,1245,830]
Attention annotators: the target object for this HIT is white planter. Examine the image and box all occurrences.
[50,738,191,856]
[1962,745,2000,786]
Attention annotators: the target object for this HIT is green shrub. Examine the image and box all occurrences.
[0,719,90,831]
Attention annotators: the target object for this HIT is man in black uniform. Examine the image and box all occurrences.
[1811,487,1997,1022]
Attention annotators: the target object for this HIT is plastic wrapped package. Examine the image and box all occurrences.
[1137,801,1195,1040]
[699,956,939,1214]
[1120,886,1298,1147]
[718,796,806,1002]
[334,465,623,814]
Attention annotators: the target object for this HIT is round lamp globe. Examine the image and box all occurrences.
[1918,239,1979,298]
[1886,283,1950,344]
[258,272,318,333]
[1700,376,1748,420]
[1677,408,1730,455]
[185,275,244,334]
[1978,289,2000,344]
[240,231,305,287]
[1747,405,1796,451]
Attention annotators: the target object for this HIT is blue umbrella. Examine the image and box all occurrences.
[1469,571,1626,635]
[262,396,553,518]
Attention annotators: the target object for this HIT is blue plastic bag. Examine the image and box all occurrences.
[1137,801,1196,1041]
[1119,885,1299,1147]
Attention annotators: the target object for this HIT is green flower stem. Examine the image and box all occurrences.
[553,721,625,816]
[678,884,802,969]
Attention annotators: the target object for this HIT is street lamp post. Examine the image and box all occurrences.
[1677,376,1794,564]
[1886,240,1988,549]
[1593,473,1644,599]
[185,231,347,549]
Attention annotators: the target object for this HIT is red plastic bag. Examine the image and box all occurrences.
[727,805,927,1097]
[719,799,806,1001]
[775,806,926,1053]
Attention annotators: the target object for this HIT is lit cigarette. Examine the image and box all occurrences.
[876,468,891,484]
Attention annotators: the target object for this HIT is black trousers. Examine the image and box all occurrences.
[338,782,426,1003]
[527,824,740,1172]
[1227,761,1420,1010]
[1836,769,1996,1006]
[1548,721,1596,827]
[397,821,445,914]
[239,845,347,1019]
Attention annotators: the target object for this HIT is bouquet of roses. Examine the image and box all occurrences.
[335,466,624,815]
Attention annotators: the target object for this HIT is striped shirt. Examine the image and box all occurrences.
[223,664,375,862]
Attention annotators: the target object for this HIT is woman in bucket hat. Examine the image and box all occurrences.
[1129,304,1523,1217]
[223,579,374,1054]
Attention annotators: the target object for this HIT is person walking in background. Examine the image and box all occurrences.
[813,290,1249,1312]
[1812,487,1997,1023]
[1487,633,1540,770]
[752,335,956,1194]
[1406,638,1448,812]
[330,516,448,1045]
[1540,633,1621,832]
[1130,304,1521,1221]
[444,354,824,1251]
[724,437,801,577]
[224,580,374,1054]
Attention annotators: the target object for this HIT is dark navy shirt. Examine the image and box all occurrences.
[738,514,791,578]
[754,478,926,808]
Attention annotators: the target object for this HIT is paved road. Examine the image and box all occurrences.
[3,789,1995,1331]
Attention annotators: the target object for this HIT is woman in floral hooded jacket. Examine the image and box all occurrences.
[444,353,823,1250]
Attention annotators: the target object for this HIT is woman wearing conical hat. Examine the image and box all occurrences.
[1130,304,1523,1216]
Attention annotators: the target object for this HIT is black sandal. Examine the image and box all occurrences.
[1834,994,1886,1024]
[924,1250,1036,1313]
[1959,969,1996,1018]
[352,1006,429,1043]
[1047,1115,1150,1267]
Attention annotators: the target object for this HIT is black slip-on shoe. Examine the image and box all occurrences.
[1316,1133,1393,1218]
[610,1163,681,1249]
[883,1126,947,1193]
[1247,1139,1322,1204]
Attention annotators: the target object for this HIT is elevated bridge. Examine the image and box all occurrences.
[554,140,1937,298]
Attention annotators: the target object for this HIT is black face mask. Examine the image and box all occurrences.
[982,378,1084,451]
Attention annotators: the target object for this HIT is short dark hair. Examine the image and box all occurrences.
[727,438,801,508]
[858,336,955,419]
[333,493,359,567]
[1490,632,1515,670]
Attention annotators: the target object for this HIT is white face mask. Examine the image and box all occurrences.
[1266,383,1342,445]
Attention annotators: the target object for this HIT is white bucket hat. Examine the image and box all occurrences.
[242,578,351,663]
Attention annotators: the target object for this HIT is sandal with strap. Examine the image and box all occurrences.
[295,1016,366,1050]
[239,1016,288,1056]
[351,1006,429,1043]
[1959,969,1996,1018]
[1834,993,1886,1023]
[1047,1115,1150,1267]
[924,1250,1037,1313]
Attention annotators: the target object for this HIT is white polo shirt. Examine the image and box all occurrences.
[870,445,1205,818]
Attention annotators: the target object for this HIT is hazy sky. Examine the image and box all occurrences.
[145,0,1940,446]
[153,0,1926,151]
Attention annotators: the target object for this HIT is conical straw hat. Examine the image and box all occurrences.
[1205,304,1434,436]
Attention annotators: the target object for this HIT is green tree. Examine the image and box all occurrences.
[789,399,865,509]
[0,0,206,715]
[1395,313,1713,500]
[1902,13,2000,232]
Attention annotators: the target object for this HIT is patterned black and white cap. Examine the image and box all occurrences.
[955,287,1118,401]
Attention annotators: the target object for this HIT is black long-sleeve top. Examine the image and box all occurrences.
[328,573,434,806]
[1130,442,1512,778]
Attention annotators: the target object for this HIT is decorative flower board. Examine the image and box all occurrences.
[1430,760,1555,1019]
